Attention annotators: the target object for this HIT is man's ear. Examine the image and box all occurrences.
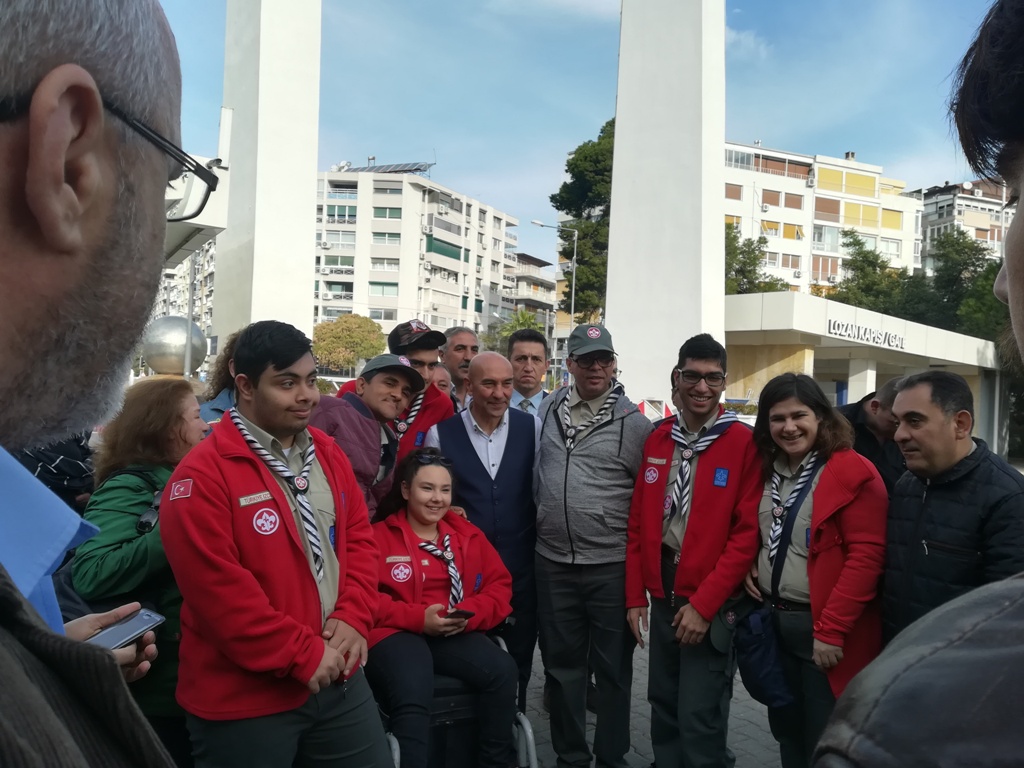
[953,410,974,439]
[234,373,256,403]
[355,377,368,396]
[867,399,881,415]
[24,64,110,254]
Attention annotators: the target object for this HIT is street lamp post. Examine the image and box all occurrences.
[531,220,579,327]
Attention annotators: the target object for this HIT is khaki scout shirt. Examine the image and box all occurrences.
[662,411,720,553]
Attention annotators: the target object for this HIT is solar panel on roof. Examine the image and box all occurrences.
[343,161,434,174]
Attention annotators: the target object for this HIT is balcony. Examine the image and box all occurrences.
[326,190,357,200]
[503,251,517,263]
[321,292,354,302]
[505,231,518,244]
[324,216,357,225]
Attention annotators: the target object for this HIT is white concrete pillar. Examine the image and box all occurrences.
[604,0,726,401]
[848,358,877,403]
[212,0,322,341]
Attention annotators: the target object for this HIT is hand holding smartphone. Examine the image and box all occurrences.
[444,608,475,620]
[85,608,165,650]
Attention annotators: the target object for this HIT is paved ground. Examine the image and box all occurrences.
[522,645,778,768]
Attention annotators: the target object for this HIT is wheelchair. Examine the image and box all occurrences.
[377,636,538,768]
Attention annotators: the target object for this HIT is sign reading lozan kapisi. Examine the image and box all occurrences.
[827,319,906,350]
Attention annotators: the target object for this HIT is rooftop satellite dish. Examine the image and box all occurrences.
[962,181,974,191]
[329,164,340,172]
[341,161,352,171]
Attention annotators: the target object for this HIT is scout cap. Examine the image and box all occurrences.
[567,323,615,357]
[387,319,447,354]
[359,354,425,392]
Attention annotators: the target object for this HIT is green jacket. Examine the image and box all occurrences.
[72,464,182,717]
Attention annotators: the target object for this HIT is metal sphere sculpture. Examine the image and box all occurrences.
[142,316,207,375]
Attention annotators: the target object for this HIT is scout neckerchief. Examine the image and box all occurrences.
[394,391,424,439]
[767,450,819,567]
[418,533,463,608]
[561,382,623,450]
[229,408,324,582]
[664,411,739,522]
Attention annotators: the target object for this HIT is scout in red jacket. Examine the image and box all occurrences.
[161,321,391,767]
[743,373,886,768]
[365,448,517,768]
[336,319,454,462]
[625,335,762,768]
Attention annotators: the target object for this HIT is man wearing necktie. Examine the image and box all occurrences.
[508,328,550,415]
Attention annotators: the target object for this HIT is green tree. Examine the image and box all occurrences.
[724,224,790,294]
[312,314,386,372]
[929,229,993,329]
[957,260,1008,340]
[828,229,908,315]
[482,308,545,353]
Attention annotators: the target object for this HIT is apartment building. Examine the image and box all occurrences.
[313,162,520,337]
[505,252,557,335]
[912,179,1013,270]
[723,142,924,291]
[155,240,217,340]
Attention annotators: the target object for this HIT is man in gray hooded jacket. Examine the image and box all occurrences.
[535,323,654,768]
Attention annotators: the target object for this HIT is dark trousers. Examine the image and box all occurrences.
[649,554,736,768]
[767,610,836,768]
[365,631,518,768]
[147,714,193,768]
[186,669,391,768]
[536,555,635,768]
[492,576,538,712]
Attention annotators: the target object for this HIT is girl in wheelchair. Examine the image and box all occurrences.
[367,448,519,768]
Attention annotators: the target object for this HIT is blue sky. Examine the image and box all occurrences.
[160,0,991,261]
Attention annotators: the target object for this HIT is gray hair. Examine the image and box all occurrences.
[442,326,478,351]
[0,0,178,128]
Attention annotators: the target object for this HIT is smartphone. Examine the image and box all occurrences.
[85,609,165,650]
[445,609,475,620]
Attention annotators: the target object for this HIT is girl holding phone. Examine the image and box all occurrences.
[743,374,887,768]
[367,448,518,768]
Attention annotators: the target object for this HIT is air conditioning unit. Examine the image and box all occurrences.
[424,277,431,283]
[463,286,470,293]
[828,275,837,284]
[439,204,450,215]
[475,288,483,295]
[319,267,331,274]
[319,241,331,249]
[324,293,334,299]
[419,252,426,260]
[973,189,983,197]
[761,203,770,213]
[476,266,482,273]
[431,303,439,310]
[313,292,320,299]
[793,270,802,278]
[806,177,816,188]
[422,225,434,234]
[481,243,488,250]
[424,260,432,268]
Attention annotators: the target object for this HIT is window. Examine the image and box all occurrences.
[763,251,779,267]
[725,149,753,169]
[477,232,484,244]
[762,189,781,207]
[812,224,841,253]
[373,207,402,219]
[474,299,483,313]
[843,202,879,227]
[814,197,841,223]
[324,281,353,295]
[845,172,875,197]
[725,214,742,228]
[725,183,743,200]
[784,193,803,210]
[323,307,353,319]
[426,235,461,260]
[372,232,401,245]
[479,209,488,224]
[370,258,400,271]
[369,282,399,297]
[881,208,903,230]
[782,223,804,240]
[780,254,801,269]
[326,205,356,223]
[880,238,901,259]
[914,240,922,266]
[761,220,780,237]
[493,216,503,230]
[322,253,355,268]
[860,235,877,251]
[324,230,356,248]
[369,308,397,321]
[812,255,840,283]
[374,181,403,195]
[817,168,843,193]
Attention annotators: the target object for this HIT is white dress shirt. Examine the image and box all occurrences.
[426,407,542,479]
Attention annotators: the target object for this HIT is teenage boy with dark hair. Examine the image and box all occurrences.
[335,319,454,461]
[161,320,391,767]
[626,333,761,768]
[311,354,424,518]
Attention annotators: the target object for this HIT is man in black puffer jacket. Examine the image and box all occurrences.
[882,371,1024,643]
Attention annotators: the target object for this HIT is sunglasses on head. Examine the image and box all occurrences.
[415,453,452,468]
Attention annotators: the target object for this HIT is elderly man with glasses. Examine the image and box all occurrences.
[534,323,654,768]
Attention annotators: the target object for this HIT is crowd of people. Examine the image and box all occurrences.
[5,1,1024,768]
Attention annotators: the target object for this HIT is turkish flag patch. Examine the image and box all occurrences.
[169,479,193,500]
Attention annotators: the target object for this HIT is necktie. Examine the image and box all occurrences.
[665,412,739,522]
[560,383,623,450]
[518,399,532,413]
[229,409,324,582]
[767,451,819,566]
[419,533,463,609]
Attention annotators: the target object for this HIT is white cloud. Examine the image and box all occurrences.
[725,25,770,62]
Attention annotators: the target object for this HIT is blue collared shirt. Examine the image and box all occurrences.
[0,448,97,632]
[510,389,546,415]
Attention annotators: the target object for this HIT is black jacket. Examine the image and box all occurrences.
[814,574,1024,768]
[837,396,905,495]
[882,438,1024,642]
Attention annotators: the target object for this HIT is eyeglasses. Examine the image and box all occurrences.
[0,94,219,222]
[414,452,452,468]
[676,369,726,387]
[570,353,616,369]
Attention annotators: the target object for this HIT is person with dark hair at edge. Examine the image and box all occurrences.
[813,8,1024,765]
[334,319,455,461]
[881,371,1024,642]
[426,352,542,711]
[199,329,241,428]
[365,447,519,768]
[310,354,424,518]
[534,323,654,768]
[507,328,550,415]
[72,377,208,766]
[835,377,905,495]
[442,326,481,412]
[742,373,886,768]
[160,320,391,767]
[626,334,762,768]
